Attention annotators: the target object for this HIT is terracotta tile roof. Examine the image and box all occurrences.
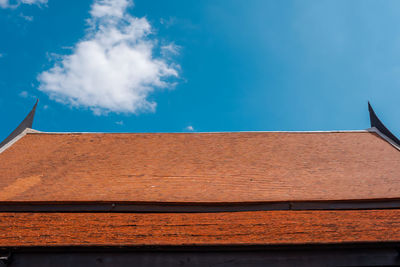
[0,131,399,203]
[1,210,400,246]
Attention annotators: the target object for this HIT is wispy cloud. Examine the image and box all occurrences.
[185,125,194,131]
[19,13,34,21]
[38,0,179,115]
[159,16,198,31]
[161,43,180,57]
[0,0,47,9]
[115,120,124,125]
[159,17,177,28]
[19,91,29,98]
[19,90,36,99]
[20,0,46,3]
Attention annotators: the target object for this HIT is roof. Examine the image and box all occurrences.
[2,209,400,246]
[2,102,400,248]
[1,130,400,203]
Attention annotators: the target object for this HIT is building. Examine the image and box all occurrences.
[1,101,400,266]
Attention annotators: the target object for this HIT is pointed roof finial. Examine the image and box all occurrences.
[0,99,38,150]
[368,101,400,147]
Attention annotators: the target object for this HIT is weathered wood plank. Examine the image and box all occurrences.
[1,210,400,246]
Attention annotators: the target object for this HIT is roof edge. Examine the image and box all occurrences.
[0,100,39,153]
[24,130,370,135]
[0,128,40,154]
[367,127,400,151]
[368,102,400,149]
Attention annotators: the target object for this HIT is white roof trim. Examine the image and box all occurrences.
[24,130,370,134]
[0,128,41,154]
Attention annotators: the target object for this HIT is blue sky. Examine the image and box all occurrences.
[1,0,400,141]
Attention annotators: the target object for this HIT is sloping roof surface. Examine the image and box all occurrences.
[0,131,399,203]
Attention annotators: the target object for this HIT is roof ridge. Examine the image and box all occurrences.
[27,130,369,134]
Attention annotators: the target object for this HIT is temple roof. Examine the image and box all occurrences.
[2,102,400,247]
[0,129,399,204]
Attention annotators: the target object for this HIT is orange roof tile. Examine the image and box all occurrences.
[1,209,400,246]
[0,131,399,203]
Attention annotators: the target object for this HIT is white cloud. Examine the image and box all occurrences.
[19,91,29,98]
[161,43,180,57]
[19,90,36,99]
[159,17,177,28]
[0,0,47,8]
[0,0,9,8]
[38,0,179,115]
[90,0,129,18]
[185,125,194,131]
[20,0,46,4]
[115,120,124,125]
[19,13,33,21]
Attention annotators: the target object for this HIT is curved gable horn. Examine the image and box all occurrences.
[0,99,38,151]
[368,101,400,148]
